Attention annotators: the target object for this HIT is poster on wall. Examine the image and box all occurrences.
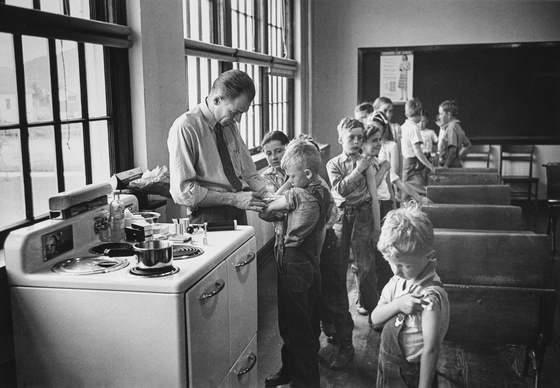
[380,51,413,104]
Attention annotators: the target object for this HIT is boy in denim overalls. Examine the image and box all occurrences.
[371,203,450,388]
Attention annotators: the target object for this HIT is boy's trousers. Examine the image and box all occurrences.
[276,245,321,387]
[319,228,354,346]
[333,200,378,313]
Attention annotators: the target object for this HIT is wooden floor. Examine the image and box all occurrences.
[257,201,560,387]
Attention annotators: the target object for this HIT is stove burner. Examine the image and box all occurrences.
[53,256,130,275]
[89,242,133,255]
[173,245,204,260]
[129,266,180,277]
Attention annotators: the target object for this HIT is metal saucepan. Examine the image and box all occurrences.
[133,240,174,270]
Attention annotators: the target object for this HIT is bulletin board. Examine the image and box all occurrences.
[358,42,560,144]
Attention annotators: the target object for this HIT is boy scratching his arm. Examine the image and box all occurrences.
[260,138,332,388]
[371,203,449,388]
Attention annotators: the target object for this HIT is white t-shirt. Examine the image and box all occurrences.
[400,119,423,158]
[420,129,438,154]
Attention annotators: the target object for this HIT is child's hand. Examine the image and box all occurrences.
[379,160,391,174]
[419,196,433,206]
[356,157,373,173]
[396,293,428,315]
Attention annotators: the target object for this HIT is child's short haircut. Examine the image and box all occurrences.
[355,102,374,117]
[439,100,459,118]
[372,96,393,112]
[337,118,364,139]
[281,138,322,174]
[261,130,290,148]
[420,108,429,119]
[405,98,423,118]
[377,201,434,260]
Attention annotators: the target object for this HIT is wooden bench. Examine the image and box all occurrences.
[423,204,522,231]
[433,167,498,174]
[433,231,555,387]
[428,172,501,186]
[426,185,511,205]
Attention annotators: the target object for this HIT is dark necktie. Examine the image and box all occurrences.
[215,123,243,191]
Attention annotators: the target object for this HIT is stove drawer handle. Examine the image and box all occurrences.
[199,279,226,300]
[236,352,257,376]
[233,252,256,268]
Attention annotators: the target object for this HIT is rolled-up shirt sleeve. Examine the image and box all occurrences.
[167,115,208,207]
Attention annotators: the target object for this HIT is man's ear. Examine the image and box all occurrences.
[305,169,313,179]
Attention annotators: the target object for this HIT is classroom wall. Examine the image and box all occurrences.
[309,0,560,197]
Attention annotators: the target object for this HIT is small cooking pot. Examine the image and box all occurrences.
[133,240,174,270]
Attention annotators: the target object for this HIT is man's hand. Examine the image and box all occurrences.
[235,192,267,212]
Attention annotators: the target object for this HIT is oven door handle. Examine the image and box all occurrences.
[199,279,226,300]
[233,252,256,268]
[236,352,257,376]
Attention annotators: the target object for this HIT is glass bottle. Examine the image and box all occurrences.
[110,191,126,242]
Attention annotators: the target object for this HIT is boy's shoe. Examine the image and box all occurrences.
[357,306,368,316]
[265,371,292,387]
[330,345,355,370]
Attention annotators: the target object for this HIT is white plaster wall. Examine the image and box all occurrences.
[310,0,560,198]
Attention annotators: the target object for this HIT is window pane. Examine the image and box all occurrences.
[23,36,53,123]
[231,0,255,51]
[62,123,86,191]
[184,0,213,43]
[69,0,91,19]
[0,129,26,228]
[57,40,82,120]
[0,33,19,125]
[40,0,65,14]
[268,0,285,57]
[29,126,58,217]
[90,121,110,183]
[5,0,33,9]
[234,63,260,149]
[269,74,288,133]
[85,43,107,117]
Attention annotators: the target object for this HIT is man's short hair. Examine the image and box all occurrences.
[212,69,256,101]
[405,98,423,118]
[377,201,434,260]
[281,138,321,174]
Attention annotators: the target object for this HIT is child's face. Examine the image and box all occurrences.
[386,254,428,281]
[377,103,393,121]
[339,127,364,156]
[263,140,286,170]
[362,128,382,158]
[438,107,452,125]
[285,163,311,189]
[418,116,429,130]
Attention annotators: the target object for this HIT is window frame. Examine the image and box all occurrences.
[0,2,133,246]
[183,0,296,153]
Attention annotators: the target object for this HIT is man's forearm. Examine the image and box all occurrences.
[198,190,237,207]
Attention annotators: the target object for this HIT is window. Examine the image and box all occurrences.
[184,0,296,152]
[0,1,132,244]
